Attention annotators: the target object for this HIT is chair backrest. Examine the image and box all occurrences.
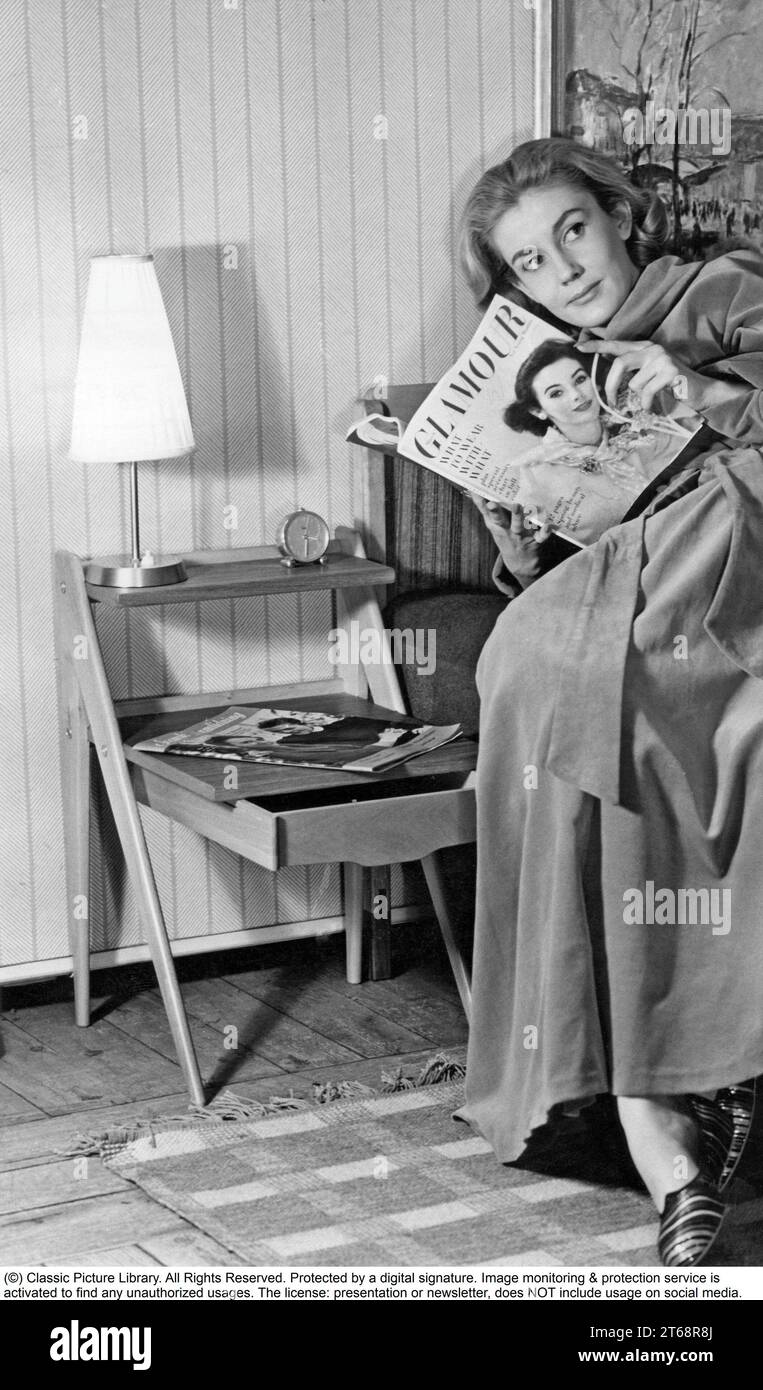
[381,588,505,735]
[362,384,497,598]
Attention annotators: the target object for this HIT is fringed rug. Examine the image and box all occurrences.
[95,1066,763,1267]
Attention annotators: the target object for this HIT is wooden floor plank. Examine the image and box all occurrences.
[104,993,286,1084]
[314,959,469,1041]
[176,976,361,1072]
[0,1190,192,1264]
[320,952,456,1001]
[0,1078,45,1124]
[270,967,469,1044]
[0,1017,123,1114]
[335,988,468,1044]
[220,969,434,1055]
[0,1157,128,1216]
[0,1010,186,1112]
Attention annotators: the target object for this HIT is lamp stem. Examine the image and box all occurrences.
[129,459,141,565]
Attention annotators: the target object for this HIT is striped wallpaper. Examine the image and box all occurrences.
[0,0,538,974]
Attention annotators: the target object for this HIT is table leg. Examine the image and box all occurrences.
[366,863,391,980]
[421,850,472,1022]
[56,630,92,1026]
[54,552,206,1107]
[95,745,206,1106]
[343,862,392,983]
[343,862,363,984]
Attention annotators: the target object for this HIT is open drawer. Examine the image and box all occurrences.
[129,760,477,871]
[121,692,478,870]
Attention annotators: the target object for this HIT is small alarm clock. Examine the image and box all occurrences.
[276,509,331,567]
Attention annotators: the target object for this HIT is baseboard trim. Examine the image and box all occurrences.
[0,903,434,987]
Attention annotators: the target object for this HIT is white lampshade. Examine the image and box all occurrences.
[70,254,194,464]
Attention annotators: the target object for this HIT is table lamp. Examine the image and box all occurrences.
[70,253,195,587]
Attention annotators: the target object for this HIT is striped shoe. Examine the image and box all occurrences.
[657,1174,727,1267]
[688,1079,756,1193]
[717,1081,757,1187]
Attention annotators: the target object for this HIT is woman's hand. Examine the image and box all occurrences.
[578,338,705,414]
[471,496,552,588]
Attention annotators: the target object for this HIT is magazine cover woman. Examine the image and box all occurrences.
[201,716,417,754]
[504,338,677,500]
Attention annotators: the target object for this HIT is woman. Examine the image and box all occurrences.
[456,136,761,1267]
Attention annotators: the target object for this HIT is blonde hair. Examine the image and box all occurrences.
[460,137,670,308]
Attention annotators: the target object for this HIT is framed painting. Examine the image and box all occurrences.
[552,0,763,256]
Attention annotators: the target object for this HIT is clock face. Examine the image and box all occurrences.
[279,510,330,563]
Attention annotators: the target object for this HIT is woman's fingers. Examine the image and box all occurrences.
[578,338,654,359]
[626,359,684,411]
[471,495,549,585]
[477,497,516,528]
[603,358,628,404]
[473,495,508,526]
[497,502,537,536]
[472,495,511,534]
[622,369,661,412]
[475,497,546,546]
[580,338,686,413]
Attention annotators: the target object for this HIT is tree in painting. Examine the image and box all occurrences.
[563,0,763,255]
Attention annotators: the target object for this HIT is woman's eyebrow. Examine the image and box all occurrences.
[509,208,586,267]
[552,206,586,234]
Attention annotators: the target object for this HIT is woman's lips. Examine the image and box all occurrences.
[568,281,601,306]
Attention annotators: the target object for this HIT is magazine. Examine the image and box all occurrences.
[347,295,703,547]
[131,706,463,774]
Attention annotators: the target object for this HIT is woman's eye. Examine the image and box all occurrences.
[521,250,542,272]
[563,220,585,243]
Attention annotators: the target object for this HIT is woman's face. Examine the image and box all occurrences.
[490,184,639,328]
[530,358,600,435]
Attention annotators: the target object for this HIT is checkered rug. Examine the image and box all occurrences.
[106,1082,763,1266]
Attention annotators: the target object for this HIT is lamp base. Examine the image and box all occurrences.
[85,554,188,588]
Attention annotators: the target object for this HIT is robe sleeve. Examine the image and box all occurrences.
[669,251,763,443]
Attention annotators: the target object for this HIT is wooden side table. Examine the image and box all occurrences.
[53,528,476,1104]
